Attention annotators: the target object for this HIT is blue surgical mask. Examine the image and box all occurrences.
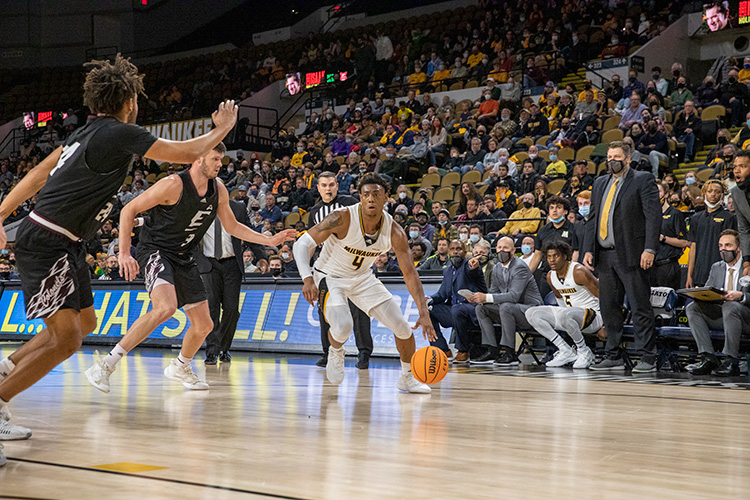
[578,205,590,217]
[297,147,304,152]
[685,176,695,185]
[385,153,393,158]
[409,230,419,239]
[550,215,565,224]
[345,138,352,143]
[549,154,558,161]
[469,234,480,243]
[521,244,532,255]
[747,119,750,128]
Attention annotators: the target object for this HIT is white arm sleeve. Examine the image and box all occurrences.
[293,232,317,280]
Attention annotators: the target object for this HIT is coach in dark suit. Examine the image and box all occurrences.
[427,239,487,363]
[730,151,750,278]
[686,229,750,377]
[584,141,662,373]
[197,200,265,364]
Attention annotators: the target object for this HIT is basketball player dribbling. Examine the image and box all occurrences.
[293,174,437,393]
[84,142,296,393]
[0,55,237,465]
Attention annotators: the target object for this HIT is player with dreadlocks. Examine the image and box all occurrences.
[0,54,237,463]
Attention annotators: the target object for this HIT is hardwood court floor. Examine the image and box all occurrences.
[1,345,749,500]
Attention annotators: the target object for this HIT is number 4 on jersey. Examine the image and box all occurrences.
[352,255,365,270]
[49,142,81,177]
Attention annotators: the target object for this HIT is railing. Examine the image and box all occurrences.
[0,126,25,159]
[233,104,280,152]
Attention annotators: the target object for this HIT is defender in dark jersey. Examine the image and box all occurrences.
[307,171,373,369]
[0,55,238,453]
[84,143,295,392]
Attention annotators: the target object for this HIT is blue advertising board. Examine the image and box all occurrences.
[0,279,446,355]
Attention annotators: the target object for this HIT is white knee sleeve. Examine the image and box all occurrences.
[370,299,412,340]
[326,304,354,344]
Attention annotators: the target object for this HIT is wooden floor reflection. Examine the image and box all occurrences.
[1,345,749,499]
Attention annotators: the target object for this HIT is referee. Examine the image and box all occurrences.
[308,171,373,369]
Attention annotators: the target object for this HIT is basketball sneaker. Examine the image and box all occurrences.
[326,346,346,385]
[0,419,32,441]
[85,359,116,393]
[397,371,431,394]
[573,346,595,369]
[546,347,578,367]
[164,359,209,390]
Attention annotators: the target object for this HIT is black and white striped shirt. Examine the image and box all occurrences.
[307,195,358,230]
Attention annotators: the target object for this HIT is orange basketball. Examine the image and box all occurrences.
[411,346,449,384]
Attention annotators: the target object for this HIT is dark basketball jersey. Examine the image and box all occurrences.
[138,169,219,256]
[32,116,157,240]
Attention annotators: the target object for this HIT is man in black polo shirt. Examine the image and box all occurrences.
[654,181,688,290]
[528,195,579,295]
[686,180,737,287]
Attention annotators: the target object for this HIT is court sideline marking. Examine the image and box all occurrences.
[4,457,312,500]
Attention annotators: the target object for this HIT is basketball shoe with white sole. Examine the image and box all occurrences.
[164,359,209,390]
[573,346,595,369]
[0,419,32,441]
[397,371,431,394]
[85,359,116,393]
[326,346,346,385]
[545,347,578,367]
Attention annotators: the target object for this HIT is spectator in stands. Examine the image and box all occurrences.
[336,163,353,195]
[499,76,521,110]
[720,69,750,126]
[667,101,699,163]
[290,177,314,212]
[528,195,579,276]
[419,236,449,271]
[330,130,351,157]
[474,88,499,127]
[619,92,647,131]
[519,160,542,195]
[466,224,490,254]
[259,193,282,224]
[479,195,507,234]
[669,76,693,115]
[600,34,626,59]
[432,209,458,250]
[694,76,720,112]
[523,104,550,140]
[98,255,124,281]
[414,210,435,243]
[409,241,428,267]
[616,70,646,112]
[0,260,19,281]
[457,137,486,175]
[499,192,542,243]
[686,229,749,377]
[633,119,669,177]
[574,90,597,122]
[605,74,623,103]
[427,239,487,361]
[543,146,567,180]
[279,243,298,277]
[653,181,689,290]
[408,222,433,257]
[469,235,543,365]
[450,58,468,79]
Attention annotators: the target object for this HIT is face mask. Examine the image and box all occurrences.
[409,230,419,239]
[459,233,468,241]
[647,87,655,94]
[521,244,532,256]
[482,59,488,64]
[718,136,727,145]
[439,220,448,226]
[498,250,512,264]
[705,199,722,210]
[720,249,737,263]
[549,154,558,161]
[641,16,646,22]
[519,16,526,22]
[550,215,565,224]
[685,176,695,185]
[611,39,618,45]
[450,255,464,268]
[629,76,637,84]
[747,119,750,128]
[677,83,685,89]
[501,116,509,121]
[281,252,290,260]
[608,159,625,174]
[345,138,352,143]
[729,77,737,84]
[469,234,480,243]
[297,147,304,152]
[398,192,407,199]
[578,205,590,217]
[385,153,393,158]
[523,201,533,209]
[572,35,578,43]
[438,65,445,70]
[652,74,659,80]
[529,153,537,159]
[455,62,461,68]
[477,255,489,266]
[499,156,508,164]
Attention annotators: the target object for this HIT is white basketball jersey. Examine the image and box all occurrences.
[315,204,393,279]
[550,262,599,311]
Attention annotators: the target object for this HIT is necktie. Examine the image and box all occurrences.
[728,268,735,292]
[599,178,619,241]
[214,219,223,260]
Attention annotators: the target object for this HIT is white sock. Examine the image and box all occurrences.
[401,361,412,374]
[0,357,15,378]
[551,335,572,352]
[177,354,192,365]
[574,338,587,350]
[103,344,128,368]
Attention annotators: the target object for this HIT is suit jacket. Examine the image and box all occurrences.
[431,260,487,306]
[729,185,750,258]
[585,167,661,267]
[195,200,254,275]
[704,260,750,302]
[487,256,543,306]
